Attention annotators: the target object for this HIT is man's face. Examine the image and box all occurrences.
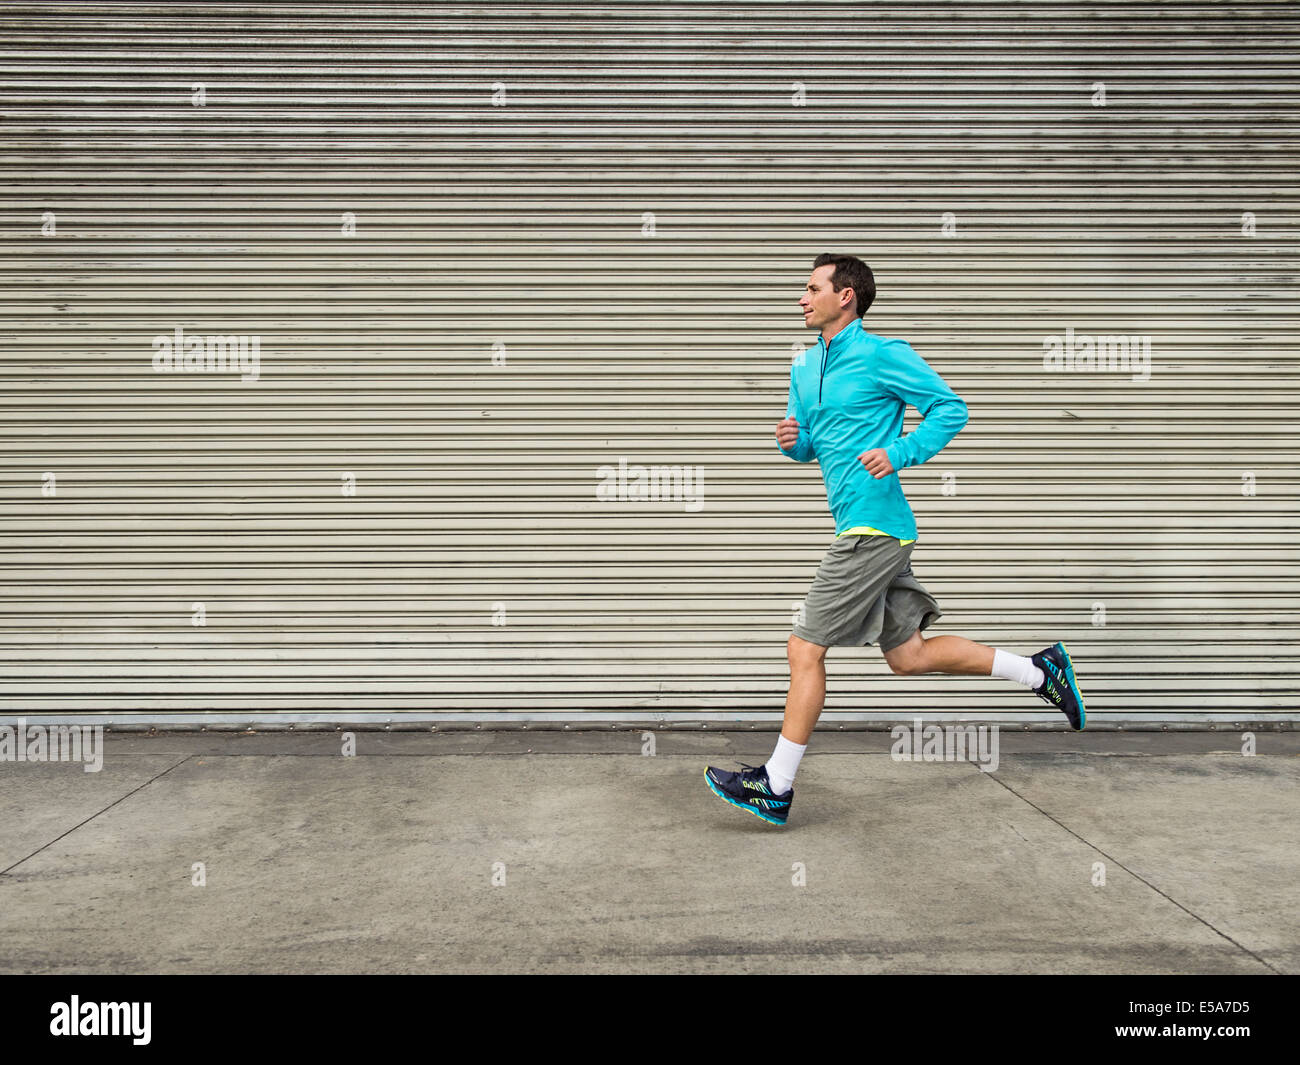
[799,265,851,330]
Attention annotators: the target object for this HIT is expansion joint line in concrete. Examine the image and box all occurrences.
[977,765,1280,974]
[0,755,195,878]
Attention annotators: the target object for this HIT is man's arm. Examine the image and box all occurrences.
[776,365,816,462]
[875,339,968,474]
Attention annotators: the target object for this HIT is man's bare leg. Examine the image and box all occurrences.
[780,631,1008,748]
[782,630,1039,744]
[881,629,994,676]
[781,634,829,745]
[748,628,1073,811]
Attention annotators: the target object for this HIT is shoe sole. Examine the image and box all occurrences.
[1056,642,1087,730]
[703,769,788,826]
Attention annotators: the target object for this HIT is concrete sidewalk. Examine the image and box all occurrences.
[0,729,1295,974]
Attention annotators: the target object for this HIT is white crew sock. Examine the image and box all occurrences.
[764,734,806,795]
[992,648,1045,690]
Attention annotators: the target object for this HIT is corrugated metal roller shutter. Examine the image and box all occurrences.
[1,1,1297,726]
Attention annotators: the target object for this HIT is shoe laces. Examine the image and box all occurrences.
[735,762,771,790]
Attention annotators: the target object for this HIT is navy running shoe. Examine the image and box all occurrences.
[1031,642,1086,730]
[703,762,792,826]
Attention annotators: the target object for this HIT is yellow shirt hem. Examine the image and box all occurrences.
[838,525,916,545]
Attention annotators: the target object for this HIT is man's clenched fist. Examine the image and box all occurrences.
[775,416,801,450]
[858,448,895,479]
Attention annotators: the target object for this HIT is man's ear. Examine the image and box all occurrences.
[840,288,855,310]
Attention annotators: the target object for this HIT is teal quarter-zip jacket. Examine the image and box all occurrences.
[779,317,968,541]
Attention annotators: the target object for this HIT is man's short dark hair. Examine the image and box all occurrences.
[813,253,875,316]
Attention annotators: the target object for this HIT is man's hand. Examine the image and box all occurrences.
[775,416,801,450]
[858,448,895,479]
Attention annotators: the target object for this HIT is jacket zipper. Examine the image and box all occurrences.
[818,335,828,404]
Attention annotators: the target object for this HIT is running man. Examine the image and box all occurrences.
[704,253,1085,826]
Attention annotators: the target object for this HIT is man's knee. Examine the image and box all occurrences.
[787,634,827,670]
[886,654,925,676]
[883,633,926,675]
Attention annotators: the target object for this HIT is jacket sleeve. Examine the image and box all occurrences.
[877,340,968,472]
[777,364,816,463]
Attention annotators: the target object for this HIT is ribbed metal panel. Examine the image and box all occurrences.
[2,1,1297,723]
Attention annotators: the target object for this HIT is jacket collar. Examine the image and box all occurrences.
[819,316,863,352]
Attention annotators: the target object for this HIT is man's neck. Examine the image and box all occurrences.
[820,316,858,345]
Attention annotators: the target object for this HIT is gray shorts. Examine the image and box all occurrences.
[791,534,942,651]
